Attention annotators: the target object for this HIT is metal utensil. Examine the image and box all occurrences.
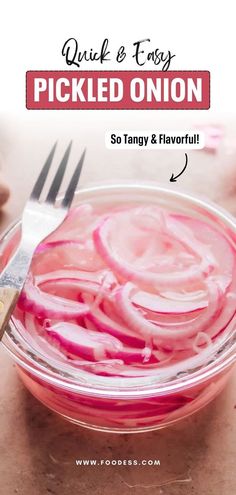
[0,141,86,338]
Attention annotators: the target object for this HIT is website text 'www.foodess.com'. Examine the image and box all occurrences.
[75,459,161,467]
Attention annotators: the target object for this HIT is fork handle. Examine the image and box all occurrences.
[0,243,34,340]
[0,288,19,339]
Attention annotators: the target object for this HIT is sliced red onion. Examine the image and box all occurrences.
[93,218,206,289]
[35,239,84,255]
[32,239,105,275]
[132,290,207,314]
[115,281,222,344]
[86,304,146,349]
[39,279,101,298]
[45,322,123,361]
[35,268,114,286]
[165,215,217,274]
[18,278,89,320]
[35,269,115,300]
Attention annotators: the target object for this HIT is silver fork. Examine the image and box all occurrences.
[0,141,86,338]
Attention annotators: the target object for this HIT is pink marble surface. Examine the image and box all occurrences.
[0,116,235,494]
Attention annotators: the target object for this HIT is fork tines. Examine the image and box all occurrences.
[30,141,86,208]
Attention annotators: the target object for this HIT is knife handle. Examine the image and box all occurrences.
[0,287,19,339]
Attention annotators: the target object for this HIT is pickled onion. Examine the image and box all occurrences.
[115,281,222,344]
[45,322,123,361]
[93,217,207,289]
[18,277,89,320]
[13,202,236,375]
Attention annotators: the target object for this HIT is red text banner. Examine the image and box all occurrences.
[26,71,210,110]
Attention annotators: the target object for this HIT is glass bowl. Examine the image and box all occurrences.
[1,182,236,433]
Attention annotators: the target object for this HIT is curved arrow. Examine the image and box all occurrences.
[170,153,188,182]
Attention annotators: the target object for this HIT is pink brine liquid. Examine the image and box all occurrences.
[7,198,236,431]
